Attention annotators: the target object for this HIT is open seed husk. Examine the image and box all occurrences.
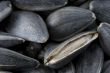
[6,11,49,43]
[75,44,104,73]
[47,6,96,42]
[11,0,68,11]
[0,47,40,71]
[58,62,75,73]
[97,22,110,56]
[44,31,98,69]
[0,1,12,22]
[0,32,25,47]
[90,1,110,23]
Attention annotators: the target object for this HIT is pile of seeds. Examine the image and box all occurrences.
[0,0,110,73]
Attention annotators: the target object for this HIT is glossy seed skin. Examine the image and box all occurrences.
[0,32,25,47]
[6,11,49,43]
[97,22,110,56]
[44,31,98,69]
[0,1,12,22]
[90,1,110,23]
[58,63,75,73]
[0,47,40,71]
[47,7,96,42]
[11,0,68,11]
[75,44,104,73]
[44,43,59,63]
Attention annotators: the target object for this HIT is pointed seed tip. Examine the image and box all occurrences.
[8,3,12,8]
[40,36,48,43]
[64,0,68,5]
[89,1,94,11]
[97,23,103,31]
[92,12,96,20]
[97,22,109,31]
[36,61,40,68]
[17,38,25,42]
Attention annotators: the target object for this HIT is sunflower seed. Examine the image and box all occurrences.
[11,0,68,11]
[6,11,49,43]
[90,1,110,23]
[0,47,40,71]
[97,22,110,56]
[75,44,104,73]
[0,1,12,22]
[0,32,25,47]
[47,7,96,42]
[44,31,98,69]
